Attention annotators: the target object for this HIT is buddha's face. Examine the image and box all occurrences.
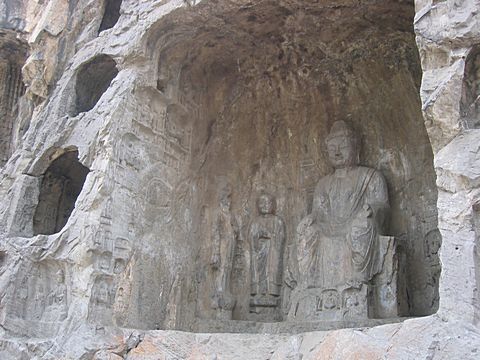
[258,194,274,215]
[326,135,358,169]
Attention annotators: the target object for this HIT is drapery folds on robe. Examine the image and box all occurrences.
[249,215,286,297]
[296,166,389,290]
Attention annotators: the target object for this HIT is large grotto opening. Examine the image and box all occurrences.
[133,0,440,331]
[33,151,90,236]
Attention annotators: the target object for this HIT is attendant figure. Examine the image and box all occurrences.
[210,183,238,319]
[249,192,286,316]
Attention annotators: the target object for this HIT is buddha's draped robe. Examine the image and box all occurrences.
[249,214,286,297]
[297,166,388,289]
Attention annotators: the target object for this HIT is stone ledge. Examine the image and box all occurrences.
[192,317,410,334]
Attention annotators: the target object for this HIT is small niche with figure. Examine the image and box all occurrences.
[33,151,90,235]
[71,55,118,116]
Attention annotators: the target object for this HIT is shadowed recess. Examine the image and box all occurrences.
[33,151,90,235]
[99,0,122,33]
[72,54,118,116]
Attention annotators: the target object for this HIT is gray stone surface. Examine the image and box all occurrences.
[0,0,477,358]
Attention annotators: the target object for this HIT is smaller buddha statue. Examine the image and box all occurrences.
[249,193,286,320]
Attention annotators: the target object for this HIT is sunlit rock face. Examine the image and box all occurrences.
[0,0,478,359]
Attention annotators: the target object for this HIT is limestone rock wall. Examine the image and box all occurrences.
[415,0,480,324]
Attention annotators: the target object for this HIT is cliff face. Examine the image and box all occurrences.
[0,0,478,359]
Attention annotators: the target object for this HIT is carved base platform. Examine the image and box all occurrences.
[288,285,368,321]
[192,317,409,334]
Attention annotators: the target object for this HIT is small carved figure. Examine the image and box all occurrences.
[321,290,339,310]
[43,269,67,321]
[249,193,286,316]
[113,286,128,327]
[96,281,111,306]
[88,276,114,326]
[34,283,45,320]
[114,259,126,274]
[210,182,238,319]
[100,251,112,271]
[16,276,29,318]
[342,289,364,319]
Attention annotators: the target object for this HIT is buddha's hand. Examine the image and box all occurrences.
[362,204,373,217]
[297,214,315,233]
[210,253,221,269]
[351,205,373,226]
[284,269,297,289]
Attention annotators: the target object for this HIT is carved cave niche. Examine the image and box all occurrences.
[2,260,69,338]
[460,46,480,129]
[32,150,90,236]
[0,29,27,167]
[140,0,441,329]
[98,0,122,33]
[70,54,118,116]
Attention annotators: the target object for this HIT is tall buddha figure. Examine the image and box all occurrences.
[291,121,390,319]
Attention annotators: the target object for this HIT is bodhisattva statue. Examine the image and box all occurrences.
[289,120,390,320]
[249,193,286,321]
[210,184,238,320]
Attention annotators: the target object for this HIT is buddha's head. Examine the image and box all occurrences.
[257,192,275,215]
[325,121,359,169]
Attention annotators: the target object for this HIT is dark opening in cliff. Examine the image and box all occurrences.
[33,151,90,235]
[99,0,122,33]
[71,54,118,116]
